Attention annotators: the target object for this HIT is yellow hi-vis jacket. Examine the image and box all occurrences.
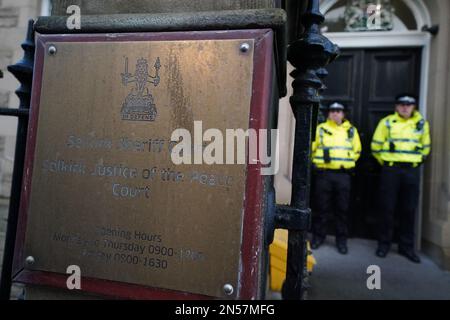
[371,111,431,165]
[312,119,362,170]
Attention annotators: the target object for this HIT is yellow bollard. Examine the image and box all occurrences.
[269,229,316,292]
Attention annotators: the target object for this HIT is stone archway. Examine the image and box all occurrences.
[320,0,431,29]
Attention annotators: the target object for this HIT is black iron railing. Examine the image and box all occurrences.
[0,19,34,300]
[275,0,339,299]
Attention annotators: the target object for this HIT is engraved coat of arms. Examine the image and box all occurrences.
[121,57,161,121]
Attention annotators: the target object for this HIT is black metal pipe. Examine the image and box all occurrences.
[0,19,35,300]
[282,101,316,299]
[0,108,30,118]
[281,0,339,299]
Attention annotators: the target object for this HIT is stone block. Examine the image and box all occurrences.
[0,7,19,28]
[51,0,278,15]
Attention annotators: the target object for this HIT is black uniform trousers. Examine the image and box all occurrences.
[378,165,420,252]
[312,169,352,243]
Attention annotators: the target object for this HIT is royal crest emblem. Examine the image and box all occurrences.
[121,56,161,121]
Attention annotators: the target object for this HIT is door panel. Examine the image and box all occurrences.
[368,51,420,102]
[323,51,361,101]
[321,50,363,124]
[320,47,422,239]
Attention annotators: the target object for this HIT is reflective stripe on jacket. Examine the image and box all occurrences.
[312,119,362,169]
[371,111,431,165]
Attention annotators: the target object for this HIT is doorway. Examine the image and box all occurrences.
[320,47,422,239]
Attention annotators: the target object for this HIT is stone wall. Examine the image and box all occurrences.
[421,0,450,270]
[51,0,279,15]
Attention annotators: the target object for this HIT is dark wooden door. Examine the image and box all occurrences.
[320,47,422,239]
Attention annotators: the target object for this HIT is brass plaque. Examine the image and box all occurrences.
[24,37,255,298]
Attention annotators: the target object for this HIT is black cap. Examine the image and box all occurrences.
[396,94,417,105]
[328,102,345,111]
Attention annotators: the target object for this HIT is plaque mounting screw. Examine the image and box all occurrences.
[223,284,234,296]
[48,45,57,56]
[25,256,35,266]
[239,42,251,53]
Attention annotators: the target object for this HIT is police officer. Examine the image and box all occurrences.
[311,102,362,254]
[371,94,431,263]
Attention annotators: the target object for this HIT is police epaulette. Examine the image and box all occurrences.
[416,119,425,131]
[348,127,355,139]
[322,128,332,135]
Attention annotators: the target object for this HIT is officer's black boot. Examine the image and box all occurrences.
[311,235,325,250]
[336,238,348,255]
[376,243,390,258]
[398,248,421,263]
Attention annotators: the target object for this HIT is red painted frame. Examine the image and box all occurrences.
[13,29,274,300]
